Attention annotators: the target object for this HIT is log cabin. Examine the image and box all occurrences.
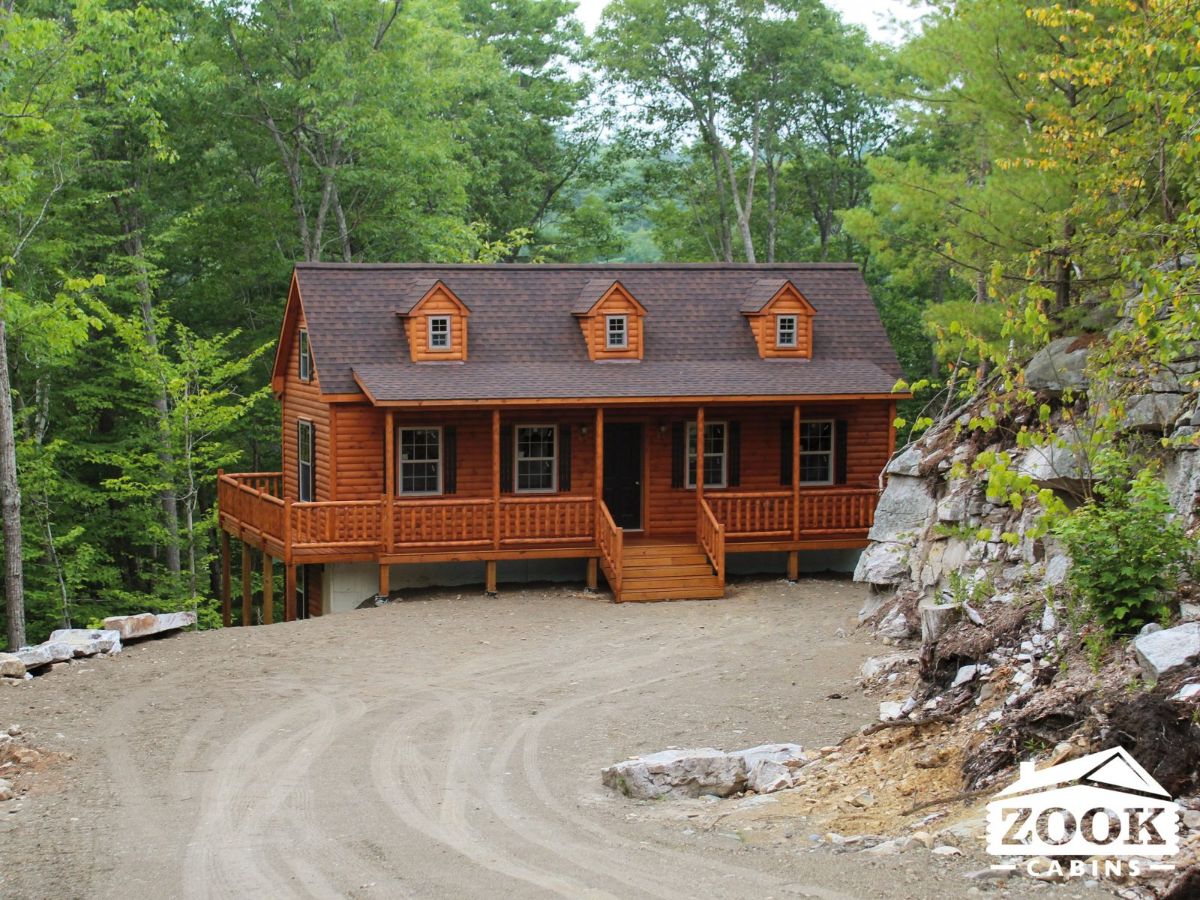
[216,263,907,622]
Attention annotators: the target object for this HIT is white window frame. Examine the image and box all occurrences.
[514,424,558,494]
[298,328,312,381]
[297,419,315,502]
[776,314,798,348]
[685,420,728,489]
[397,426,443,496]
[427,315,452,351]
[799,419,835,486]
[605,314,628,350]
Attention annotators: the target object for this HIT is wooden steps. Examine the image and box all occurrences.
[614,541,724,602]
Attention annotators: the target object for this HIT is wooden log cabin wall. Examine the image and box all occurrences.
[218,263,909,621]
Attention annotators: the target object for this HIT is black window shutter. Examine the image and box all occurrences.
[835,420,849,484]
[443,426,457,494]
[727,421,741,487]
[780,421,793,486]
[558,425,571,492]
[500,425,513,493]
[670,422,685,488]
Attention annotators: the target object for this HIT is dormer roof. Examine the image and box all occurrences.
[740,278,817,316]
[571,278,647,317]
[397,278,471,317]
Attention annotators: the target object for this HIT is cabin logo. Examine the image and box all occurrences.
[985,746,1180,880]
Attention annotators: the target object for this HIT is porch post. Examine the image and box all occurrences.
[887,399,897,456]
[262,552,274,625]
[220,530,232,627]
[792,404,801,541]
[241,541,253,626]
[585,558,598,591]
[594,406,604,507]
[285,563,297,621]
[485,560,497,595]
[384,410,395,496]
[491,409,501,549]
[378,563,390,601]
[695,406,705,502]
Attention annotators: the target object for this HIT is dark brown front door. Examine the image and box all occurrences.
[603,423,643,530]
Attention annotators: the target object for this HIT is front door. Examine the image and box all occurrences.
[603,423,643,530]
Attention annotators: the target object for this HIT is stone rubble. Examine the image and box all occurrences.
[4,612,190,681]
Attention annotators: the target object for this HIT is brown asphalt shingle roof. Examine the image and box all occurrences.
[293,263,903,403]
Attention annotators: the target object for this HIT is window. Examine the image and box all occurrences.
[399,427,442,495]
[776,315,798,348]
[800,420,834,484]
[297,419,315,502]
[428,316,451,350]
[605,315,628,349]
[515,425,557,492]
[298,329,312,381]
[686,421,727,488]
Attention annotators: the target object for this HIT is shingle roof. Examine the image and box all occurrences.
[570,277,620,315]
[395,277,440,315]
[293,263,903,403]
[740,277,790,313]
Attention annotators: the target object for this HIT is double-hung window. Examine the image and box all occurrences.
[686,421,727,488]
[428,316,451,351]
[398,427,442,495]
[799,421,834,484]
[297,419,315,502]
[605,315,628,350]
[515,425,557,492]
[776,315,798,348]
[298,329,313,381]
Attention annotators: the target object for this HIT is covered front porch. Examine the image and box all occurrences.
[216,401,886,621]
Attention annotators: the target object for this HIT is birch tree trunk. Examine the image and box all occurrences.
[0,294,26,649]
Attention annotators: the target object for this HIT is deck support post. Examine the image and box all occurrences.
[786,550,799,582]
[585,557,598,592]
[485,560,497,595]
[792,404,801,541]
[285,564,297,621]
[378,563,390,602]
[220,531,232,627]
[262,552,274,625]
[241,542,253,626]
[491,409,501,550]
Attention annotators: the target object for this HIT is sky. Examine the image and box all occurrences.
[572,0,926,44]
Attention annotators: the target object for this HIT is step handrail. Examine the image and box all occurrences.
[697,496,725,587]
[596,499,623,594]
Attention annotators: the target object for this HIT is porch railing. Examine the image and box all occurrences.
[596,500,623,595]
[707,486,878,539]
[797,487,878,534]
[707,491,793,539]
[393,497,493,549]
[697,496,725,587]
[499,495,594,545]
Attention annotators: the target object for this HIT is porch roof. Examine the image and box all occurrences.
[293,262,904,397]
[353,357,898,404]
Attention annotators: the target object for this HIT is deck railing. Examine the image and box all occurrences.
[292,500,382,549]
[707,491,793,539]
[697,496,725,586]
[797,487,878,534]
[500,495,594,545]
[596,500,623,594]
[707,486,878,539]
[393,497,493,549]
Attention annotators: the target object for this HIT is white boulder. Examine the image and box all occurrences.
[102,611,195,641]
[15,646,52,670]
[47,628,122,656]
[853,542,909,585]
[42,642,74,664]
[0,653,25,679]
[868,476,935,542]
[601,748,746,799]
[1132,622,1200,679]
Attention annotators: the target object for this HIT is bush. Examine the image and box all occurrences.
[1054,468,1193,635]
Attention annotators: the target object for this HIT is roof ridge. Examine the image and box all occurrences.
[294,261,862,271]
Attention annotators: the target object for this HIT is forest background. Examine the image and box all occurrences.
[2,0,1196,647]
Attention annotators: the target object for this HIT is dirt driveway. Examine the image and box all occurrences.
[1,577,1062,899]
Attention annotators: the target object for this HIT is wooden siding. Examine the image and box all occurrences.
[281,307,332,501]
[578,286,644,361]
[332,404,384,500]
[404,285,468,362]
[746,285,815,358]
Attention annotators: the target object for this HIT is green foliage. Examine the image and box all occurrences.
[1055,468,1194,636]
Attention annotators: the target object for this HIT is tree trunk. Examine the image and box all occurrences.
[0,307,26,650]
[765,155,778,263]
[704,142,734,262]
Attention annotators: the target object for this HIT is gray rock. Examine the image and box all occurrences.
[877,607,911,640]
[886,444,924,477]
[857,589,889,623]
[737,744,808,794]
[42,642,74,664]
[0,654,25,679]
[1123,393,1188,432]
[1169,683,1200,702]
[869,476,936,542]
[1164,448,1200,523]
[860,652,917,682]
[1042,553,1070,588]
[1140,622,1163,636]
[15,646,52,670]
[0,778,13,801]
[1040,605,1059,632]
[1180,602,1200,622]
[854,541,910,585]
[952,665,979,687]
[1024,337,1090,394]
[1016,426,1087,491]
[1132,622,1200,679]
[879,701,905,721]
[601,749,747,800]
[47,628,122,656]
[102,611,196,641]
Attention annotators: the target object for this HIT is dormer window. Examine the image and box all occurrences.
[776,315,797,348]
[298,328,313,381]
[428,316,451,350]
[606,315,628,349]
